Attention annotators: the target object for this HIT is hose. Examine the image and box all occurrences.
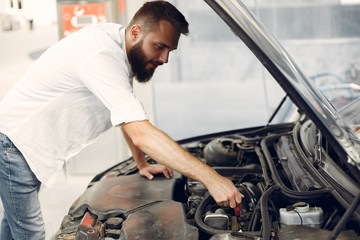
[260,185,278,240]
[194,193,230,236]
[328,193,360,240]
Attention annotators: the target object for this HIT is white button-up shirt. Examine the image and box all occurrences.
[0,23,147,187]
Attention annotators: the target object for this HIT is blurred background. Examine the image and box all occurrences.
[0,0,360,238]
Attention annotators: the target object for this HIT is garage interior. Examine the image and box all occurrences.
[0,0,359,239]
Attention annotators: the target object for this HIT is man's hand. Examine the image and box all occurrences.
[205,174,244,208]
[139,163,173,180]
[121,127,173,180]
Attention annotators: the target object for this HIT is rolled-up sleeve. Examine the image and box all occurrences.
[78,45,148,126]
[110,100,147,125]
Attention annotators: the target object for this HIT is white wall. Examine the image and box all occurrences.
[22,0,57,24]
[0,0,57,24]
[0,0,9,12]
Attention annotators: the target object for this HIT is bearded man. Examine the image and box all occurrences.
[0,1,243,239]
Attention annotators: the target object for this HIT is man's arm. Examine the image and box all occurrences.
[121,120,244,208]
[121,127,173,180]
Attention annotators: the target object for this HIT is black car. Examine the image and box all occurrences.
[52,0,360,239]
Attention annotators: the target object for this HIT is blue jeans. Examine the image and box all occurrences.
[0,132,45,240]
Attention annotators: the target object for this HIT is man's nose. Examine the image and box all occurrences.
[159,50,169,64]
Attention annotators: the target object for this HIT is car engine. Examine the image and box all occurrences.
[52,122,360,240]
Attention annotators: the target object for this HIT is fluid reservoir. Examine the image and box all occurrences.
[279,202,323,228]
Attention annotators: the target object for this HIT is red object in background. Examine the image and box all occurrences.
[61,3,107,37]
[118,0,126,14]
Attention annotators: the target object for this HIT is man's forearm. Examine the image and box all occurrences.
[121,127,147,168]
[121,120,216,185]
[121,126,173,179]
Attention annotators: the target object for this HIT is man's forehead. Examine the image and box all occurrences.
[150,20,180,49]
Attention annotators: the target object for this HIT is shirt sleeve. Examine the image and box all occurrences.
[78,48,148,126]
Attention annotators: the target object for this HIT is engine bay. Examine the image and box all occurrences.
[53,123,360,240]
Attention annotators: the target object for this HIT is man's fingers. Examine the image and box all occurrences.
[218,198,236,208]
[216,191,244,208]
[217,201,227,207]
[162,169,170,178]
[161,167,173,179]
[145,172,154,180]
[229,198,236,208]
[168,168,173,177]
[236,193,245,204]
[140,165,174,179]
[140,168,154,180]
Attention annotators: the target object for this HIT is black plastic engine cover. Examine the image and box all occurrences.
[69,171,184,220]
[120,200,199,240]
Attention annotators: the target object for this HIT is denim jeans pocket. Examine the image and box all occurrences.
[0,133,10,173]
[0,134,20,153]
[0,133,39,187]
[0,132,5,142]
[0,133,6,152]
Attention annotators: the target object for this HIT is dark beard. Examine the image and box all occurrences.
[128,41,155,83]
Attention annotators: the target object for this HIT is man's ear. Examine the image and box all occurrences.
[129,24,142,42]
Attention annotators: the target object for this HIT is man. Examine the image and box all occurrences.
[0,1,244,239]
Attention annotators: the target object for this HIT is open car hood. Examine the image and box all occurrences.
[204,0,360,171]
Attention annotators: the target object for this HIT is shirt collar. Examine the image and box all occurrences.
[120,26,134,81]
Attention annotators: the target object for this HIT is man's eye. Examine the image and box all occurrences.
[156,44,164,50]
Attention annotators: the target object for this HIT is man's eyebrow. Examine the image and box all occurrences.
[157,42,177,50]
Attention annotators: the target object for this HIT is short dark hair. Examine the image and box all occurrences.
[127,0,189,36]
